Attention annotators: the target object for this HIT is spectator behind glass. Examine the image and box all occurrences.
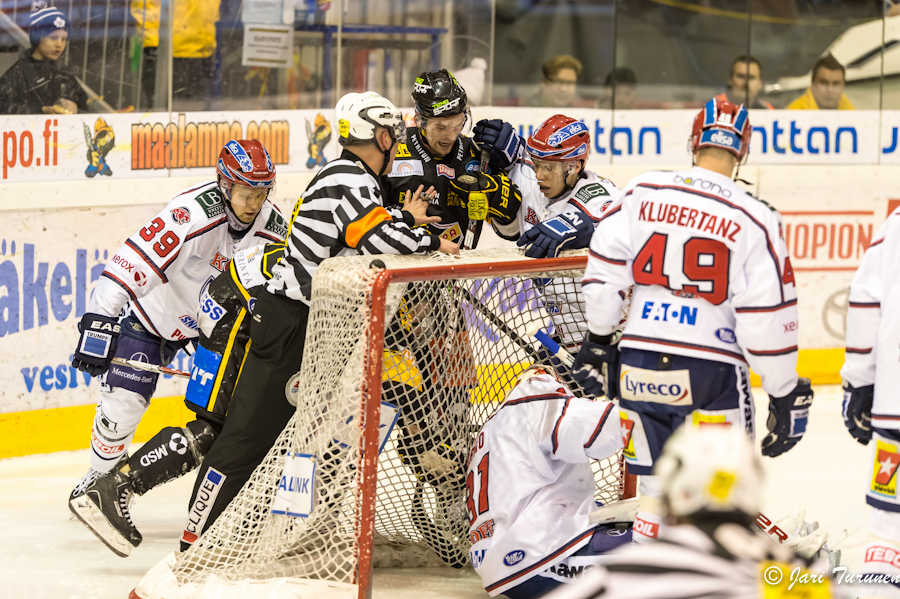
[131,0,221,110]
[0,6,88,114]
[597,67,637,109]
[788,54,855,110]
[716,55,772,109]
[525,55,582,108]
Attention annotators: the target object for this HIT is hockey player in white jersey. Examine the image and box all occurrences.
[544,426,836,599]
[841,206,900,598]
[67,140,288,506]
[473,114,618,253]
[474,115,620,361]
[467,367,634,598]
[571,98,813,542]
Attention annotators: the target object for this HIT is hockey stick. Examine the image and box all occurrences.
[458,148,491,250]
[458,286,544,363]
[111,357,190,378]
[526,323,575,367]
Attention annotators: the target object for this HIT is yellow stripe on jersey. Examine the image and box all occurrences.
[229,260,252,305]
[207,307,247,414]
[234,337,253,394]
[287,196,305,233]
[261,243,286,280]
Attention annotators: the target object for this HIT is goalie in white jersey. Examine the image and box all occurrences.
[571,98,813,542]
[841,206,900,598]
[467,367,634,598]
[67,140,287,505]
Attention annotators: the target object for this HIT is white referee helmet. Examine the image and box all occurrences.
[655,424,763,518]
[335,91,406,146]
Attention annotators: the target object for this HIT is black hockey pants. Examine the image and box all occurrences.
[180,290,309,548]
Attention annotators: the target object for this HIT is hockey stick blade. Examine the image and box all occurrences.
[111,357,190,378]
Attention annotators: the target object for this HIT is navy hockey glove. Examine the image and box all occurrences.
[842,382,873,445]
[572,332,619,398]
[473,119,521,170]
[72,313,121,377]
[761,378,814,457]
[517,211,594,258]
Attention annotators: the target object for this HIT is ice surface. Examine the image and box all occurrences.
[0,384,869,599]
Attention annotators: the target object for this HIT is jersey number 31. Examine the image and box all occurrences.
[465,453,490,526]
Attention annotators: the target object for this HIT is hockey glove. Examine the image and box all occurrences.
[72,313,121,377]
[517,211,594,258]
[473,119,521,170]
[761,378,814,457]
[842,381,873,445]
[449,171,522,227]
[572,332,619,398]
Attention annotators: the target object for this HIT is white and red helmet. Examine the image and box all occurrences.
[690,98,752,161]
[526,115,590,163]
[216,139,275,201]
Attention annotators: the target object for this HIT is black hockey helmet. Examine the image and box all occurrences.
[412,69,468,119]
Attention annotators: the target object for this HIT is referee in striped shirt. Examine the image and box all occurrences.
[181,92,458,548]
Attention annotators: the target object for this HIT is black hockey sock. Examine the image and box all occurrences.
[125,420,218,495]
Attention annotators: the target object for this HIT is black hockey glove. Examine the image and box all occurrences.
[842,381,873,445]
[761,378,814,457]
[72,313,121,377]
[517,211,594,258]
[572,332,619,398]
[449,171,522,227]
[473,119,521,170]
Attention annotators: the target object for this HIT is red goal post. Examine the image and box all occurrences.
[133,248,636,599]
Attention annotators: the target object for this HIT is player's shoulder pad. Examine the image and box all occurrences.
[575,182,611,203]
[261,203,289,239]
[395,143,412,158]
[617,169,672,196]
[164,181,225,224]
[750,194,777,212]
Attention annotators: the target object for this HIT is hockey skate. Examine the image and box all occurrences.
[69,453,129,501]
[69,468,142,557]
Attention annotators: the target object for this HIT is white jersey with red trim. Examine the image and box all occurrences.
[467,371,621,597]
[89,181,287,341]
[841,207,900,429]
[583,166,799,399]
[507,155,621,347]
[509,156,619,237]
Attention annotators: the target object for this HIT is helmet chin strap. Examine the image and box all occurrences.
[224,200,253,238]
[375,132,393,176]
[550,162,586,201]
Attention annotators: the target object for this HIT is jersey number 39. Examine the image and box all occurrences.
[140,217,181,259]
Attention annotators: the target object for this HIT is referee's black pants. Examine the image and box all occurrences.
[180,290,309,549]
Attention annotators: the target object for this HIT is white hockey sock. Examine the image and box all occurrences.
[633,476,665,543]
[89,387,150,472]
[859,509,900,599]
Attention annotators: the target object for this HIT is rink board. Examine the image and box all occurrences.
[1,107,893,457]
[0,347,842,458]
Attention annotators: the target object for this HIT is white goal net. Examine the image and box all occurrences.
[134,248,635,599]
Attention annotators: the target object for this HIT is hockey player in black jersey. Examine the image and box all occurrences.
[384,69,522,248]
